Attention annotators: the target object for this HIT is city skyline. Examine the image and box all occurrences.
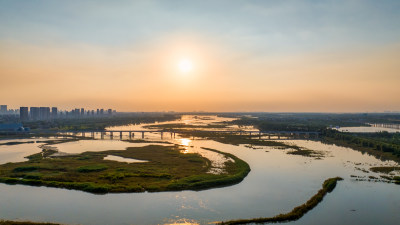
[1,1,400,112]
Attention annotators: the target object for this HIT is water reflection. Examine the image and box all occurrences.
[103,155,148,163]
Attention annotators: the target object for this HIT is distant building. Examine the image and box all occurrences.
[91,110,95,116]
[107,109,112,115]
[81,108,84,116]
[96,109,99,115]
[74,108,80,117]
[20,107,29,121]
[0,105,7,114]
[39,107,50,120]
[100,109,104,115]
[30,107,40,120]
[51,107,58,118]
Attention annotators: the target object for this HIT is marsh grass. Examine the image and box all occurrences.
[0,141,35,146]
[370,166,400,174]
[0,144,250,193]
[219,177,343,225]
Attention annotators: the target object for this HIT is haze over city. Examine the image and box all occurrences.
[1,0,399,112]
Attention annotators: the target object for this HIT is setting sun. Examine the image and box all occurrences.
[178,59,193,73]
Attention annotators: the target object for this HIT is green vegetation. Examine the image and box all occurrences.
[394,176,400,184]
[0,144,250,193]
[370,166,400,174]
[76,164,108,172]
[323,130,400,163]
[221,112,400,132]
[225,113,371,132]
[0,141,35,146]
[287,149,324,157]
[219,177,343,225]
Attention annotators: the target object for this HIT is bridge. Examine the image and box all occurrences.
[3,129,320,140]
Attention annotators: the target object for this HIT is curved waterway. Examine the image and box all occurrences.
[0,116,399,225]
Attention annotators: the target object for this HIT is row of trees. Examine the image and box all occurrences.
[323,130,400,157]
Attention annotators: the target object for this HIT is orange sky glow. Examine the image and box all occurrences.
[1,1,399,112]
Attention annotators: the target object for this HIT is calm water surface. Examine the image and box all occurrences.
[0,116,399,225]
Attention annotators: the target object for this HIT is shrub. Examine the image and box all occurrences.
[13,166,39,172]
[77,164,108,173]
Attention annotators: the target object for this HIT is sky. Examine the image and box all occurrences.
[0,0,399,112]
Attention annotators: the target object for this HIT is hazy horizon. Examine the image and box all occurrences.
[1,0,399,112]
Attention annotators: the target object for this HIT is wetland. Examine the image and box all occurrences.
[0,114,399,225]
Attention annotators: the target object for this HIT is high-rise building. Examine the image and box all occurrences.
[107,109,112,115]
[100,109,104,115]
[96,109,99,115]
[91,110,95,116]
[0,105,7,114]
[39,107,50,120]
[20,107,29,121]
[30,107,40,120]
[74,108,80,117]
[81,108,84,116]
[51,107,58,118]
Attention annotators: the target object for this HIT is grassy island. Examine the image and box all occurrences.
[219,177,343,225]
[0,144,250,193]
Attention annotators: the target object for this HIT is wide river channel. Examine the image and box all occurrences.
[0,115,399,225]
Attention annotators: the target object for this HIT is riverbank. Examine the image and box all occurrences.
[323,136,400,164]
[219,177,343,225]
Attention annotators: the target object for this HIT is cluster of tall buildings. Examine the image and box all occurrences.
[0,105,116,122]
[19,107,116,121]
[19,107,55,121]
[0,105,19,115]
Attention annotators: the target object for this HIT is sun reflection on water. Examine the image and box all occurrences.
[179,138,192,154]
[179,138,192,146]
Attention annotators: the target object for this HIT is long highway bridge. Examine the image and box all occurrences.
[1,129,320,140]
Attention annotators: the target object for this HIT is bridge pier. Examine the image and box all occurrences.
[142,132,144,139]
[101,132,104,139]
[129,132,132,139]
[161,131,163,139]
[120,132,123,139]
